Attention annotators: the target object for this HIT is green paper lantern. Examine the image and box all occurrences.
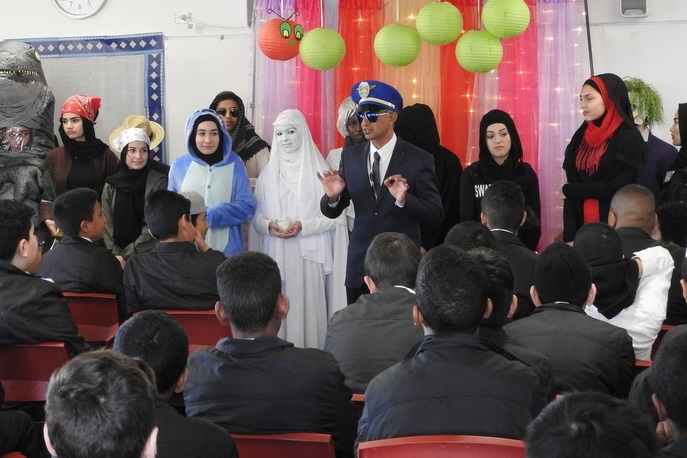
[299,28,346,71]
[455,30,503,73]
[482,0,531,38]
[416,2,464,45]
[374,24,421,67]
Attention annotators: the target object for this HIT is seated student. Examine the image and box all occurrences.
[574,222,672,360]
[526,392,659,458]
[324,232,424,393]
[124,189,225,313]
[0,199,87,357]
[183,252,358,458]
[43,350,158,458]
[469,247,556,401]
[652,333,687,457]
[607,185,685,328]
[480,180,538,319]
[114,310,238,458]
[37,187,127,322]
[0,382,40,458]
[505,242,635,397]
[181,191,209,241]
[357,246,545,449]
[443,220,496,251]
[656,201,687,325]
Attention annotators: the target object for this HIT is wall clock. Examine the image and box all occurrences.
[54,0,107,19]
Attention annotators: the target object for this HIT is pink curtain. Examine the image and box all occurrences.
[252,0,591,250]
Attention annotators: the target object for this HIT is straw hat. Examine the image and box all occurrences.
[109,115,164,152]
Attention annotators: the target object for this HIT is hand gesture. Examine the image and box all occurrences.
[280,221,302,239]
[268,220,282,238]
[384,174,409,204]
[317,170,346,202]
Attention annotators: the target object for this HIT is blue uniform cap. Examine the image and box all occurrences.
[350,80,403,113]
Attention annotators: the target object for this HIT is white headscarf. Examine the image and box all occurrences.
[253,109,333,266]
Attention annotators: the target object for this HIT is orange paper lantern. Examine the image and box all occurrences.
[258,19,303,61]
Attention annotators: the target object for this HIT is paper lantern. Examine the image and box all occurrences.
[257,19,303,61]
[416,2,464,45]
[299,28,346,71]
[455,30,503,73]
[482,0,531,38]
[374,24,421,67]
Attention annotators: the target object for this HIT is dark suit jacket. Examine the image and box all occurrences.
[324,286,423,393]
[184,336,358,458]
[37,235,127,321]
[320,138,442,288]
[637,132,678,203]
[155,399,237,458]
[616,227,686,325]
[0,260,88,357]
[491,230,537,319]
[356,334,545,448]
[505,303,636,397]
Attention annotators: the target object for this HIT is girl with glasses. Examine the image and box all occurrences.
[209,91,271,188]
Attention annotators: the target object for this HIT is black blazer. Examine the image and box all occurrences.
[321,138,442,288]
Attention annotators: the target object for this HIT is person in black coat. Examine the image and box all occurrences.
[460,109,540,224]
[395,103,462,248]
[562,73,645,242]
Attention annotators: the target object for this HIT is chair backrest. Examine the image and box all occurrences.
[0,342,69,401]
[357,435,526,458]
[651,324,676,360]
[1,453,28,458]
[62,292,119,345]
[162,309,230,353]
[231,433,335,458]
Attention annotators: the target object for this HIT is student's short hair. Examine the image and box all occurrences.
[216,252,281,333]
[466,248,513,327]
[114,310,188,396]
[525,392,659,458]
[480,180,525,232]
[144,189,191,241]
[652,332,687,432]
[657,202,687,248]
[573,222,624,264]
[364,232,420,289]
[45,350,157,458]
[52,188,98,237]
[415,245,487,336]
[444,221,496,251]
[0,200,32,261]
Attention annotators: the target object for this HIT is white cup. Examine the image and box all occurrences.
[275,217,292,231]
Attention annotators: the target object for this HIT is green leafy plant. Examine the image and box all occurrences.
[624,77,664,130]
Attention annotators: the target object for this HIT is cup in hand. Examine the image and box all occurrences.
[275,217,292,231]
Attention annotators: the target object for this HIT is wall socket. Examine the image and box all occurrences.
[174,12,194,29]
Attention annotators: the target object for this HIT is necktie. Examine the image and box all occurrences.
[372,151,381,197]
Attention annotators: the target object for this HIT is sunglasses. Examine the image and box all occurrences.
[356,111,391,123]
[216,107,240,118]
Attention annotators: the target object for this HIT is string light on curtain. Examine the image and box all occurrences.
[257,11,303,61]
[374,23,421,67]
[415,1,464,45]
[482,0,531,38]
[455,30,503,73]
[299,28,346,70]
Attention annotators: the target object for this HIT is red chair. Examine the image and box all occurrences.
[62,292,119,346]
[162,309,231,353]
[0,342,69,401]
[357,435,526,458]
[1,453,28,458]
[635,359,652,376]
[231,433,335,458]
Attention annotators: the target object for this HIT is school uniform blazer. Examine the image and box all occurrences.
[320,139,442,288]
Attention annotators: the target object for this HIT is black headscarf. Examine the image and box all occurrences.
[58,117,108,161]
[106,144,151,249]
[669,103,687,170]
[190,114,225,166]
[477,109,524,179]
[209,91,270,162]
